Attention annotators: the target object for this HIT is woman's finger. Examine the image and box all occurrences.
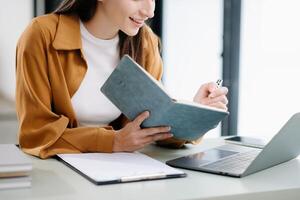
[132,111,149,127]
[208,87,228,98]
[208,102,228,111]
[140,126,171,137]
[207,95,228,105]
[193,82,217,102]
[142,132,173,145]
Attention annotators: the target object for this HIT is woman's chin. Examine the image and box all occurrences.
[122,28,141,36]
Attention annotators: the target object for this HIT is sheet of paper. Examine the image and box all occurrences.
[58,152,185,182]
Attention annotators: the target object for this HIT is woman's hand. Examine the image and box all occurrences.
[113,111,173,152]
[193,82,229,110]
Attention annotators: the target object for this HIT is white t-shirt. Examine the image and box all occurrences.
[71,21,122,127]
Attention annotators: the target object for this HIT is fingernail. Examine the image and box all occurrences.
[169,133,173,137]
[167,126,171,131]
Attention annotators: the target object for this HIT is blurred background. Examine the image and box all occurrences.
[1,0,300,144]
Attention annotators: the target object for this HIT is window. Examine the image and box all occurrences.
[0,0,33,100]
[238,0,300,140]
[163,0,223,137]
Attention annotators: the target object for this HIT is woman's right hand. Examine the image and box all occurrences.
[112,111,173,152]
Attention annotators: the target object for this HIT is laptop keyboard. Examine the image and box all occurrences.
[201,150,260,175]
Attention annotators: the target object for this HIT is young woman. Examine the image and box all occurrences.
[16,0,228,159]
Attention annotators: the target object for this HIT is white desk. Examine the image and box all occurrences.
[1,138,300,200]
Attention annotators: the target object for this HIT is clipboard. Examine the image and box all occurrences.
[57,152,186,185]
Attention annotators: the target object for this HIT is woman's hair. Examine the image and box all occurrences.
[54,0,156,65]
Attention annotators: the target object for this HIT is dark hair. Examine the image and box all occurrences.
[54,0,153,65]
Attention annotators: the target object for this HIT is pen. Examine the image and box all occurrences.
[216,79,223,88]
[208,79,223,99]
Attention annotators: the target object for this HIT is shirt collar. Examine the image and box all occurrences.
[52,14,82,50]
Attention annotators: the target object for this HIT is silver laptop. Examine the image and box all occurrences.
[166,113,300,177]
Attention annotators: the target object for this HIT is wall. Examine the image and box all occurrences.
[238,0,300,140]
[163,0,223,137]
[0,0,33,101]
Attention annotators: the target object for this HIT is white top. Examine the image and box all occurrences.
[71,21,121,127]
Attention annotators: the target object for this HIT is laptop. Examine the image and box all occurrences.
[166,113,300,177]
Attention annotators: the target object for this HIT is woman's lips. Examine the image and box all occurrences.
[129,17,144,27]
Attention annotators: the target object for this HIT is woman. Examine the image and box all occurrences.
[16,0,228,159]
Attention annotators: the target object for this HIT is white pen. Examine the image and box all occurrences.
[209,79,223,99]
[216,79,223,88]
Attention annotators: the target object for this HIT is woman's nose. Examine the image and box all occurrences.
[140,0,155,19]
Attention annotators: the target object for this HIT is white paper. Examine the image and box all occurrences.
[58,152,185,182]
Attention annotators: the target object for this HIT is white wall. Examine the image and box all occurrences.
[0,0,33,101]
[238,0,300,140]
[163,0,223,137]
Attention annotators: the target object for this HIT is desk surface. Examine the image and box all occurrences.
[1,138,300,200]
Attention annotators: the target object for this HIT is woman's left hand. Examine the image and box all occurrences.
[193,82,229,111]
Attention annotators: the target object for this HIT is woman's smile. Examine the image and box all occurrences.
[129,17,145,27]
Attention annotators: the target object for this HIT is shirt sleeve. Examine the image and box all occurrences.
[16,19,116,159]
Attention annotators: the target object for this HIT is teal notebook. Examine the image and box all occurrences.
[101,55,229,141]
